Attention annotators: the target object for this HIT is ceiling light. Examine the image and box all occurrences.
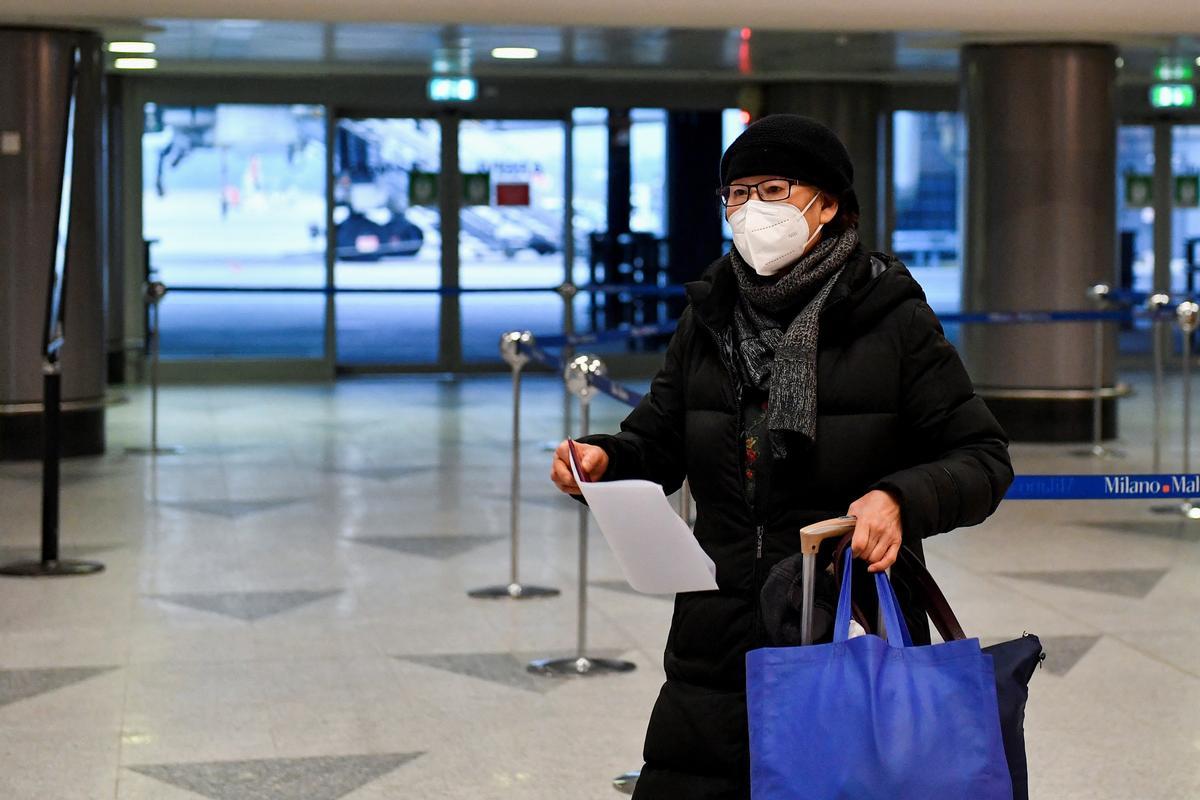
[113,57,158,70]
[1115,57,1125,69]
[491,47,538,60]
[107,41,156,54]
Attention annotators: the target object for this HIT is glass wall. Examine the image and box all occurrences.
[720,108,749,243]
[892,110,963,312]
[138,104,809,368]
[1115,125,1200,297]
[332,117,441,364]
[572,107,608,286]
[458,119,567,361]
[1173,126,1200,295]
[630,109,667,236]
[142,103,327,358]
[1116,125,1155,294]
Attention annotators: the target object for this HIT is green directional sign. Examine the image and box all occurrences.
[1125,173,1153,208]
[1177,175,1200,208]
[407,170,492,206]
[1149,83,1196,109]
[461,172,491,206]
[409,170,439,206]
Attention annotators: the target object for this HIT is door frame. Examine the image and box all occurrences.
[331,107,574,374]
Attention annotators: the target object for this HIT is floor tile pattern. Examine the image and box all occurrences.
[0,371,1197,798]
[127,752,424,799]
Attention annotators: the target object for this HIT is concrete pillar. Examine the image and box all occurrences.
[760,82,884,252]
[960,43,1118,441]
[0,28,106,459]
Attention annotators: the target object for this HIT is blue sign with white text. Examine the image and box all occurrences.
[1007,474,1200,500]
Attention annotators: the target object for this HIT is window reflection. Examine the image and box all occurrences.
[142,103,327,359]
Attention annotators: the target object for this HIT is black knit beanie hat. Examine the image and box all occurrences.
[720,114,859,215]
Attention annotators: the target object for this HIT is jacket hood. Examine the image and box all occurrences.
[684,244,928,338]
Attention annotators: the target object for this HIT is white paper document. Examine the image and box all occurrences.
[569,445,718,594]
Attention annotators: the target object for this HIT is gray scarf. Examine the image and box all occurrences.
[731,227,859,457]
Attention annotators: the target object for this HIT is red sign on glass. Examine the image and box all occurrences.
[495,182,531,206]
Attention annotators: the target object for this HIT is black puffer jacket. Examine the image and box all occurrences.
[579,246,1013,799]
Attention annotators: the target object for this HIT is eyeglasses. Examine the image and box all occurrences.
[717,178,805,207]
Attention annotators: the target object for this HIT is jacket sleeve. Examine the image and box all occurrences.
[870,301,1014,541]
[575,310,690,495]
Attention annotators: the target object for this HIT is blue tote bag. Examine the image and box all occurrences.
[746,550,1013,800]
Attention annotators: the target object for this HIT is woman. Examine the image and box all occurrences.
[550,114,1013,799]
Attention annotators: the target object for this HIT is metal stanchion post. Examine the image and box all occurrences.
[612,771,640,794]
[1177,302,1200,519]
[529,355,636,676]
[678,479,693,524]
[1149,294,1171,473]
[469,332,561,600]
[127,281,181,456]
[1074,284,1123,459]
[544,281,579,452]
[0,356,105,578]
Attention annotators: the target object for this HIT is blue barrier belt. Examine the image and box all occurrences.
[935,309,1129,324]
[1006,474,1200,500]
[579,284,688,297]
[536,323,679,349]
[519,340,561,370]
[532,306,1147,350]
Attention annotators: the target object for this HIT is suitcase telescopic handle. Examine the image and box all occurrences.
[799,516,858,554]
[798,516,857,645]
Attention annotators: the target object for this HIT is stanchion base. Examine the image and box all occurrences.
[527,656,637,677]
[467,583,560,600]
[125,446,184,456]
[1070,445,1124,459]
[612,771,640,794]
[0,560,105,578]
[1150,501,1200,519]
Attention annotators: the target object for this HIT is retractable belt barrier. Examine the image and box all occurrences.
[533,305,1179,351]
[510,289,1200,506]
[1007,474,1200,500]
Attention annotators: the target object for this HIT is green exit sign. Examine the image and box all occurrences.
[1150,84,1196,109]
[1155,58,1194,82]
[428,77,477,103]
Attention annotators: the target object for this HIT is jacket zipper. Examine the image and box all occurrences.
[695,312,767,562]
[695,307,769,643]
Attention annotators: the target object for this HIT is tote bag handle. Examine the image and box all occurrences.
[826,528,968,643]
[833,548,913,647]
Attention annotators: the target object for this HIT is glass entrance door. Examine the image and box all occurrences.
[333,116,442,366]
[142,103,328,360]
[1173,125,1200,295]
[458,118,568,362]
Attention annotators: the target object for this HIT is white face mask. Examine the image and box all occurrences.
[729,193,823,276]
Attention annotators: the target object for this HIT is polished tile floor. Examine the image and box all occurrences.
[1,370,1199,799]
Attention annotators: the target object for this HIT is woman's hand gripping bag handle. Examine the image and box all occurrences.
[799,516,893,644]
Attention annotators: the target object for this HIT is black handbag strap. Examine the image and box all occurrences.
[896,545,967,642]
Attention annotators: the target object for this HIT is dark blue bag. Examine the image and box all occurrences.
[894,546,1042,800]
[746,549,1014,800]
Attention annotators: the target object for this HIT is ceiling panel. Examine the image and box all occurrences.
[11,16,1193,83]
[3,0,1200,38]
